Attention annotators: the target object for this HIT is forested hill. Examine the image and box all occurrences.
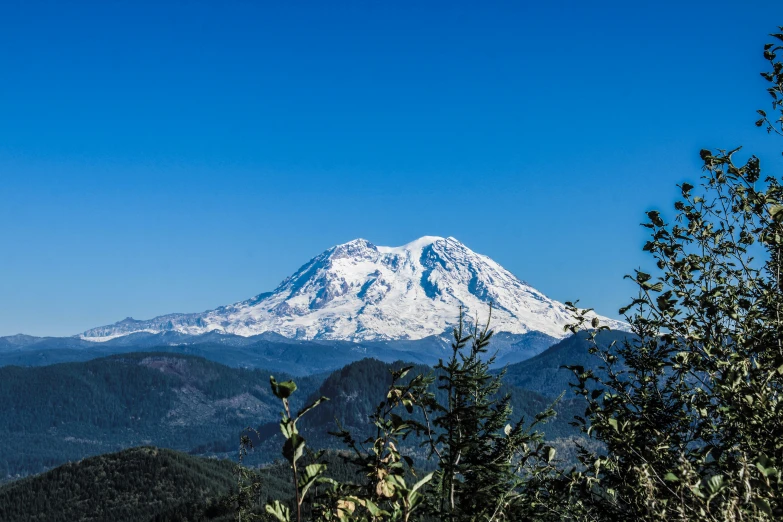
[0,447,237,522]
[0,334,439,376]
[0,353,325,480]
[0,445,373,522]
[304,358,584,444]
[499,330,633,398]
[229,358,586,467]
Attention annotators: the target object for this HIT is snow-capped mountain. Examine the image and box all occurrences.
[81,236,624,342]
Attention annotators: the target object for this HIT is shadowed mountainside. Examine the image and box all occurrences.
[0,447,236,522]
[0,353,324,480]
[499,330,633,398]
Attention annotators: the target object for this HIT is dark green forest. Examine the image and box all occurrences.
[0,447,236,522]
[0,353,324,479]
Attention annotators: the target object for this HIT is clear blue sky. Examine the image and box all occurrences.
[2,1,783,336]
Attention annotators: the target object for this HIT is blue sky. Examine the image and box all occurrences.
[2,1,783,336]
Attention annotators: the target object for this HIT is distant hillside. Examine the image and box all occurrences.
[0,447,236,522]
[0,445,383,522]
[229,358,585,469]
[307,358,583,440]
[0,353,325,480]
[0,333,440,375]
[500,330,633,398]
[0,328,554,374]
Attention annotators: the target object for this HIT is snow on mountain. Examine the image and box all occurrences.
[80,236,625,342]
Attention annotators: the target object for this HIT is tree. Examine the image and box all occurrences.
[562,28,783,522]
[427,308,558,521]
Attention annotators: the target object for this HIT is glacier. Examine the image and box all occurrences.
[80,236,625,342]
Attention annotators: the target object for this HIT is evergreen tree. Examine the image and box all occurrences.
[428,308,557,521]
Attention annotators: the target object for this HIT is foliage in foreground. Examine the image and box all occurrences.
[558,30,783,522]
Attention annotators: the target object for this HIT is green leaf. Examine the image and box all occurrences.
[664,472,679,482]
[356,497,387,517]
[270,376,297,399]
[608,417,619,432]
[265,500,291,522]
[642,281,664,292]
[298,463,327,500]
[636,271,652,283]
[283,432,305,464]
[752,498,773,516]
[546,446,557,463]
[389,413,406,430]
[770,204,783,223]
[756,460,778,477]
[386,473,406,490]
[280,419,297,439]
[392,365,414,380]
[706,474,725,495]
[647,210,665,227]
[409,472,434,496]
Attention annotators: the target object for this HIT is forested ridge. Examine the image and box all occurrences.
[0,353,324,480]
[305,357,584,441]
[0,446,381,522]
[0,447,236,522]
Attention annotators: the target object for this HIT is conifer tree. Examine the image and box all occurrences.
[426,307,558,521]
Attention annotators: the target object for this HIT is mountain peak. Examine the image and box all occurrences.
[336,238,376,249]
[403,235,446,248]
[81,237,625,342]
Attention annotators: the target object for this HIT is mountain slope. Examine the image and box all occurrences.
[0,353,325,479]
[0,328,555,376]
[0,447,236,522]
[500,330,634,398]
[226,357,586,469]
[303,358,583,442]
[81,236,624,342]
